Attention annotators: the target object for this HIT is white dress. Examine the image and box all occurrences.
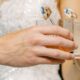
[0,0,61,80]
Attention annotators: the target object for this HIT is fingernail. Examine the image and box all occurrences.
[70,33,74,41]
[74,43,78,49]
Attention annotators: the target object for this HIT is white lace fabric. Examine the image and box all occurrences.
[0,0,61,80]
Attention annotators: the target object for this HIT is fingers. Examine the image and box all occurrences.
[36,35,77,50]
[35,57,65,64]
[36,26,73,40]
[32,46,74,60]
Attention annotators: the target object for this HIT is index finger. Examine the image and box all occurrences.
[37,26,73,40]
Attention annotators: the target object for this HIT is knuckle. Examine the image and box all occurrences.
[73,42,78,49]
[29,57,37,63]
[55,49,61,54]
[55,26,62,30]
[30,26,39,32]
[55,36,63,45]
[53,49,61,57]
[30,34,42,44]
[31,46,38,53]
[36,59,44,64]
[54,27,59,32]
[62,28,73,39]
[33,36,41,44]
[32,26,37,30]
[66,29,72,37]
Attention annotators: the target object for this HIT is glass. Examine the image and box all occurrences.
[62,18,80,59]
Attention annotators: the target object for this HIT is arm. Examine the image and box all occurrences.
[59,0,80,21]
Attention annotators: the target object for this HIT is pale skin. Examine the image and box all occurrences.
[60,0,80,21]
[0,0,77,67]
[60,0,80,80]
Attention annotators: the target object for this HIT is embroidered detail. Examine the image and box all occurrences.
[41,6,52,20]
[64,8,77,18]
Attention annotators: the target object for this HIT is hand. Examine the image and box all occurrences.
[0,26,77,67]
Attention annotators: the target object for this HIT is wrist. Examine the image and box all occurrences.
[0,30,25,66]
